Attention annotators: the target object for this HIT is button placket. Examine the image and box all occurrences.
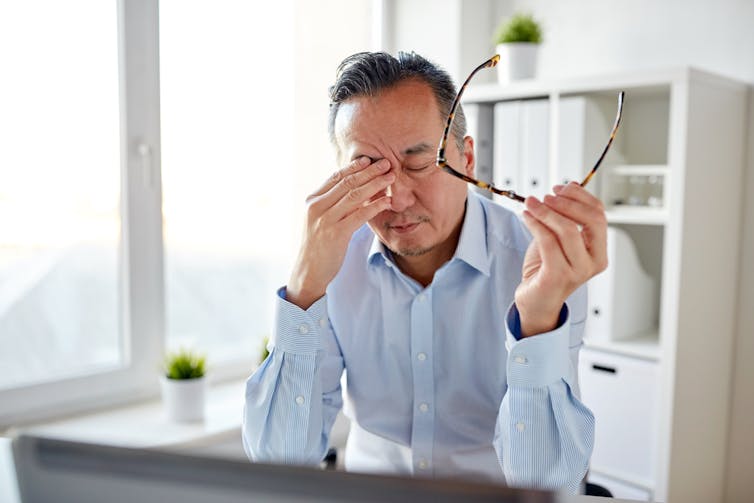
[409,289,435,475]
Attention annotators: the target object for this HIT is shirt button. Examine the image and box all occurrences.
[516,422,526,432]
[416,294,426,302]
[514,355,527,364]
[417,352,427,361]
[319,318,327,328]
[418,403,429,413]
[295,395,305,405]
[298,324,309,334]
[418,459,428,469]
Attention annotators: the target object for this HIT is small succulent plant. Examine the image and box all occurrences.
[163,348,206,380]
[494,13,543,44]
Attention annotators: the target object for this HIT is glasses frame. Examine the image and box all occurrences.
[436,55,625,202]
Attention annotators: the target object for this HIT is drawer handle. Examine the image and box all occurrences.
[592,364,617,374]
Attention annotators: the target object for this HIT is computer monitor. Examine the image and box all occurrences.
[12,434,556,503]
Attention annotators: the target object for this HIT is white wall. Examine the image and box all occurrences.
[388,1,753,500]
[493,0,754,82]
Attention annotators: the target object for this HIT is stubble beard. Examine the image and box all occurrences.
[383,215,433,257]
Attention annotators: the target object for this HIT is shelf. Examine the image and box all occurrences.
[611,164,669,176]
[583,331,661,361]
[9,380,246,449]
[605,207,668,225]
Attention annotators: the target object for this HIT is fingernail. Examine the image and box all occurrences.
[377,160,390,171]
[526,196,541,209]
[553,184,564,193]
[358,156,370,166]
[543,194,556,204]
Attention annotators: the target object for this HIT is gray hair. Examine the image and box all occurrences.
[327,51,466,154]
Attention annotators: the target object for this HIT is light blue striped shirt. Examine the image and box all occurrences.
[243,190,594,493]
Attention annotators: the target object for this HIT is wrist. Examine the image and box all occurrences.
[284,283,325,311]
[516,303,562,337]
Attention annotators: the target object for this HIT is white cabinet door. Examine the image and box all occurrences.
[579,348,659,489]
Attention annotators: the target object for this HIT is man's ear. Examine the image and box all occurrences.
[463,135,475,178]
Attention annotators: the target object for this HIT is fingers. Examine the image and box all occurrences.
[549,182,608,266]
[553,181,605,212]
[309,156,371,201]
[543,190,608,267]
[342,195,393,234]
[311,157,391,207]
[524,182,609,278]
[525,197,590,270]
[327,167,395,222]
[521,209,569,273]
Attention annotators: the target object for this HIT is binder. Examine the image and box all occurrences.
[463,103,494,199]
[585,226,657,343]
[492,99,549,210]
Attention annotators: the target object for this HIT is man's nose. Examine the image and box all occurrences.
[385,169,416,213]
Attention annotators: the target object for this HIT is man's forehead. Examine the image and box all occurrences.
[333,81,441,157]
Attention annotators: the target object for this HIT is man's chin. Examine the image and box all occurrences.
[387,239,435,257]
[394,246,433,257]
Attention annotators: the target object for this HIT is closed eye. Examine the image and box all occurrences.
[405,162,434,173]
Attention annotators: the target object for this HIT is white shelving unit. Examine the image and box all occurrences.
[463,67,748,502]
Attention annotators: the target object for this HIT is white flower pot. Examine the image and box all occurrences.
[495,43,540,83]
[160,375,206,422]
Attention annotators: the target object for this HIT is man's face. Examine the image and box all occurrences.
[333,79,474,261]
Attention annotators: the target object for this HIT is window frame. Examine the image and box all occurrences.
[0,0,164,427]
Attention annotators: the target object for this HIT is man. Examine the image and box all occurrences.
[243,51,606,494]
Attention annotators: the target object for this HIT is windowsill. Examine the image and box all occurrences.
[8,379,246,450]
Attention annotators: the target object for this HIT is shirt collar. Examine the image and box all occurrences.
[366,190,490,276]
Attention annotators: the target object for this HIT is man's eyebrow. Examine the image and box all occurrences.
[402,142,434,156]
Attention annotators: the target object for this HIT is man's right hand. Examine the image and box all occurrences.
[286,156,394,310]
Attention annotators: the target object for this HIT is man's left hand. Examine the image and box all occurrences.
[515,182,608,337]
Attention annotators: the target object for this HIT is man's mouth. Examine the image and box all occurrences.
[389,222,420,234]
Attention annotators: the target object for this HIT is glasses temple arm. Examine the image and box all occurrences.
[581,91,625,187]
[437,55,500,165]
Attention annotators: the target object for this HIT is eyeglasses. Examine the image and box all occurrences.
[436,55,625,202]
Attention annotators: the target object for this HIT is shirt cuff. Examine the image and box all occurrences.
[504,302,571,388]
[272,286,328,354]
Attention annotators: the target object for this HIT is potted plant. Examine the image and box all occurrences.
[259,336,270,365]
[160,348,207,422]
[493,12,543,83]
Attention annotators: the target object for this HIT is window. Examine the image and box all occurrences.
[159,0,296,369]
[0,2,121,388]
[0,0,375,426]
